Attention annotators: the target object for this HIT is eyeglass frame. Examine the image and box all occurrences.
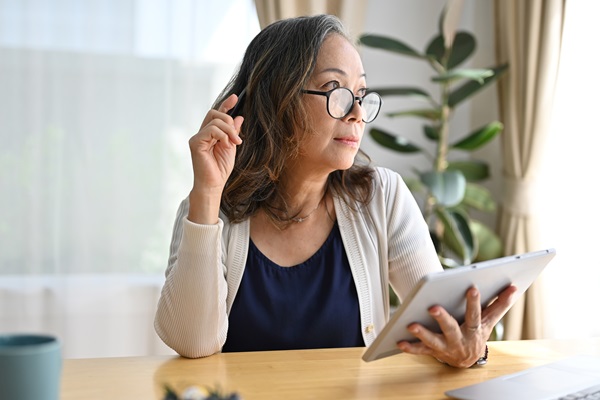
[301,87,382,123]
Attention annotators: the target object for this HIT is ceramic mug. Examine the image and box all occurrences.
[0,334,62,400]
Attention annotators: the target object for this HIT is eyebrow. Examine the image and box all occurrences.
[316,67,367,79]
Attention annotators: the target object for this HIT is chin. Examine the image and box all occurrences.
[336,158,356,171]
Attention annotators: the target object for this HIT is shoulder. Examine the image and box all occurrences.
[364,166,424,222]
[370,166,409,199]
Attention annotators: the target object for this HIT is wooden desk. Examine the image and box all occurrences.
[61,338,600,399]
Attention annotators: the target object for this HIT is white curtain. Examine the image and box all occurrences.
[537,0,600,340]
[0,0,260,358]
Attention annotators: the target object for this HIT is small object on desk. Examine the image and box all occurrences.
[163,384,241,400]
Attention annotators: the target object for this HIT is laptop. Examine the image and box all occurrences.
[446,355,600,400]
[362,249,556,362]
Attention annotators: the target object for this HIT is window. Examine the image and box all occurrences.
[0,0,260,275]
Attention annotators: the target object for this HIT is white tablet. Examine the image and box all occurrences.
[362,248,556,362]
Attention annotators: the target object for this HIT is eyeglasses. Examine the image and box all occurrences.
[302,87,382,123]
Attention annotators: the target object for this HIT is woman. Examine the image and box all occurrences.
[154,14,515,368]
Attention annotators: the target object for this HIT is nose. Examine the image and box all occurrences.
[343,98,364,123]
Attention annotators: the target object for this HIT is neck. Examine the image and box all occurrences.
[289,190,326,223]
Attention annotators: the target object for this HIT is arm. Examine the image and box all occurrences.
[154,95,244,358]
[381,168,442,300]
[154,199,229,358]
[381,170,516,368]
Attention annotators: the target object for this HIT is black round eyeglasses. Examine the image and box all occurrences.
[302,87,382,123]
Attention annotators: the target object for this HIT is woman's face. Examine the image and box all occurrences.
[295,34,368,174]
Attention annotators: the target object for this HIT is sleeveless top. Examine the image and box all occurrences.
[222,222,364,352]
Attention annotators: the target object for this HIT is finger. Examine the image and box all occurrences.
[427,305,462,340]
[405,322,446,351]
[397,340,434,356]
[463,287,482,334]
[196,118,243,147]
[189,125,229,152]
[218,93,239,114]
[199,108,234,132]
[199,94,239,130]
[233,116,244,142]
[482,284,518,323]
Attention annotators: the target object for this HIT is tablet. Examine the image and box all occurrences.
[362,248,556,362]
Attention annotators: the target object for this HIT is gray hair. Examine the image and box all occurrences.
[217,15,373,224]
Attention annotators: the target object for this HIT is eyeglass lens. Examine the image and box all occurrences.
[327,88,381,123]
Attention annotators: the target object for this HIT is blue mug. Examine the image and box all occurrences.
[0,334,62,400]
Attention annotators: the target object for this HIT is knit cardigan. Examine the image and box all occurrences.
[155,167,442,358]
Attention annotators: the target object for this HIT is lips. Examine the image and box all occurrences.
[334,136,360,144]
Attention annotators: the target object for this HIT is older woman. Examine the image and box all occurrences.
[154,14,515,368]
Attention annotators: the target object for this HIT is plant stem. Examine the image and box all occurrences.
[436,81,451,172]
[428,69,452,243]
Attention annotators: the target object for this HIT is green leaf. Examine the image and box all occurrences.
[423,125,440,141]
[425,32,476,69]
[425,34,445,66]
[447,32,476,69]
[369,127,422,153]
[462,183,496,212]
[447,160,489,181]
[436,207,475,265]
[471,220,503,261]
[421,170,466,206]
[432,68,494,84]
[359,34,424,59]
[368,87,432,101]
[448,64,509,107]
[387,108,442,120]
[451,121,503,150]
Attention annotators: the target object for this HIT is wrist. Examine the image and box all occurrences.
[434,344,488,368]
[188,189,222,225]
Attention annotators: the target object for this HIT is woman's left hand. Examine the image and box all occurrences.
[396,285,517,368]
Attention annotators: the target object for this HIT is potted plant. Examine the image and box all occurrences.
[359,2,507,269]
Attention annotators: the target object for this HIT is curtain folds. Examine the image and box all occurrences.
[254,0,367,41]
[494,0,565,340]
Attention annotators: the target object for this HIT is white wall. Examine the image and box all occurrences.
[360,0,502,228]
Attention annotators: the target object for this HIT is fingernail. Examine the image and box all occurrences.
[409,326,419,334]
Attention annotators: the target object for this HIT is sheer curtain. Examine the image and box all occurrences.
[537,0,600,340]
[0,0,260,358]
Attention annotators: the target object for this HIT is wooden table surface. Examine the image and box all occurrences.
[61,338,600,399]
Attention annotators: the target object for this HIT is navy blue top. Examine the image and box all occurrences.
[222,223,364,352]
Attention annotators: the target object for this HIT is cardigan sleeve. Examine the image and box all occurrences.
[154,198,229,358]
[378,168,443,301]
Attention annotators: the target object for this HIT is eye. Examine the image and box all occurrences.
[322,80,340,90]
[357,87,368,97]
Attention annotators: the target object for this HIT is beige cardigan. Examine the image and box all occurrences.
[155,167,442,358]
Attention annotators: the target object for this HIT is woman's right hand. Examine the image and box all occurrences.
[187,94,244,224]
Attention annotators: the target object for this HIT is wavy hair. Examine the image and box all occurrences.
[214,14,374,224]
